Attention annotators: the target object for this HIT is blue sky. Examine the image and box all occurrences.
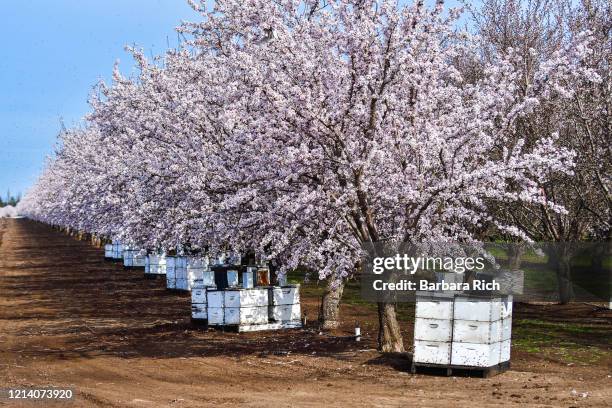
[0,1,200,196]
[0,0,464,198]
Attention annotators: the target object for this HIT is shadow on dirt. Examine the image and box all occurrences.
[1,219,374,362]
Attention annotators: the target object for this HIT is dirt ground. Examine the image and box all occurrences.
[0,218,610,407]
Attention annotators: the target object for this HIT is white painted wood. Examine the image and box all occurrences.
[174,257,188,281]
[453,319,501,344]
[191,272,215,288]
[413,340,451,365]
[414,318,452,342]
[207,307,224,325]
[500,339,511,362]
[112,242,124,259]
[227,270,239,287]
[450,342,501,367]
[123,250,134,267]
[146,254,167,275]
[224,288,269,308]
[413,293,513,369]
[500,317,512,341]
[104,244,113,258]
[236,321,302,332]
[453,296,502,321]
[224,306,269,325]
[269,304,301,322]
[243,272,254,288]
[191,304,207,319]
[501,295,513,319]
[270,286,301,305]
[175,279,188,291]
[415,294,454,320]
[191,287,208,305]
[435,271,463,284]
[207,291,225,308]
[166,257,176,277]
[133,253,146,267]
[166,276,176,290]
[187,257,209,270]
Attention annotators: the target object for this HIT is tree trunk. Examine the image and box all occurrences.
[507,244,525,270]
[556,254,574,304]
[319,277,345,330]
[377,302,404,352]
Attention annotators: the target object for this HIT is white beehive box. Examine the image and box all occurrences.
[191,285,210,321]
[453,296,502,321]
[415,292,454,320]
[188,271,214,290]
[500,317,512,341]
[451,342,502,367]
[191,303,208,320]
[145,254,166,275]
[453,320,501,344]
[270,285,300,305]
[133,252,146,267]
[165,256,176,289]
[243,271,254,288]
[413,293,513,370]
[500,339,511,362]
[414,341,451,365]
[224,306,269,325]
[207,307,225,325]
[166,256,176,276]
[224,288,269,308]
[123,249,145,268]
[175,256,188,280]
[104,244,113,258]
[191,287,208,305]
[112,242,124,259]
[501,295,513,319]
[269,303,301,322]
[192,272,215,289]
[207,290,225,309]
[187,257,209,275]
[123,249,134,267]
[227,270,239,287]
[414,318,452,342]
[175,279,188,291]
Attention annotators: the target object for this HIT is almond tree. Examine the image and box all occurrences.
[20,0,598,351]
[471,0,611,303]
[180,0,593,350]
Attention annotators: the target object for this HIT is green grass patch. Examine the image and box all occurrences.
[513,318,611,364]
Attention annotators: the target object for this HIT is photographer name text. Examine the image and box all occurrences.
[372,279,500,292]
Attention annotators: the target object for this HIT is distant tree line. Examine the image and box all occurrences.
[0,191,21,207]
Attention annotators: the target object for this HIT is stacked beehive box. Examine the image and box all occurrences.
[206,287,268,328]
[413,292,512,375]
[174,256,188,290]
[109,241,124,261]
[104,243,114,260]
[187,257,210,289]
[191,271,216,324]
[165,256,176,290]
[269,285,302,327]
[206,290,225,326]
[123,248,146,269]
[144,253,166,278]
[224,288,270,327]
